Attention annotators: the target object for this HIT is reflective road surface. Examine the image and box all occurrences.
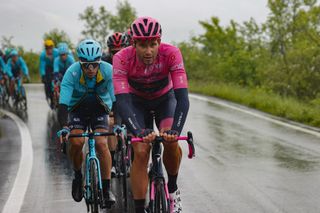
[1,84,320,213]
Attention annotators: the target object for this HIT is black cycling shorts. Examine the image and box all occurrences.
[68,112,108,131]
[130,89,177,130]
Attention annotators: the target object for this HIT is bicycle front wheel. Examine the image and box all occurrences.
[150,180,170,213]
[89,160,100,213]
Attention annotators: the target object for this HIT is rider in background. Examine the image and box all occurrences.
[39,39,59,106]
[0,54,7,88]
[57,42,75,61]
[102,32,128,65]
[113,17,189,213]
[53,43,75,82]
[101,32,128,176]
[6,49,29,97]
[57,39,116,206]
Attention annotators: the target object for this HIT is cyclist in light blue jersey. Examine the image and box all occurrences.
[6,49,29,96]
[57,39,116,207]
[53,43,75,81]
[39,39,59,104]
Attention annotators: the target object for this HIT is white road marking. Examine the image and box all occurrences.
[1,109,33,213]
[189,94,320,138]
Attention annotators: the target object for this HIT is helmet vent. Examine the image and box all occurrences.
[147,23,153,35]
[132,24,141,36]
[153,23,159,36]
[91,47,94,56]
[138,23,146,35]
[86,48,90,56]
[80,48,85,55]
[96,47,100,54]
[143,18,148,26]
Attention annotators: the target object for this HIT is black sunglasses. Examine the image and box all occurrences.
[79,61,101,69]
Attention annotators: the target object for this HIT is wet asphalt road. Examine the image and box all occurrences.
[1,84,320,213]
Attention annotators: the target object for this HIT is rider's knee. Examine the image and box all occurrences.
[133,145,150,166]
[69,129,84,151]
[95,140,108,153]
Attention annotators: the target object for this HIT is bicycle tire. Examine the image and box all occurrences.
[120,146,128,208]
[89,160,100,213]
[150,180,170,213]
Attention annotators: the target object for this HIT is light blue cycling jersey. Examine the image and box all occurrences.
[0,57,5,73]
[59,61,115,112]
[39,48,59,77]
[6,57,29,78]
[53,55,75,76]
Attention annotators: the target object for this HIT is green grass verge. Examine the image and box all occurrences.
[189,80,320,128]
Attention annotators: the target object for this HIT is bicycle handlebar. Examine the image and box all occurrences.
[68,132,115,138]
[130,131,195,159]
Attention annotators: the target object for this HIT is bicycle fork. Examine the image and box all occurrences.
[149,142,170,211]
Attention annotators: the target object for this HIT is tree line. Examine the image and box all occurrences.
[180,0,320,104]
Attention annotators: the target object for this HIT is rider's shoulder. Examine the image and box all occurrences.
[64,62,80,76]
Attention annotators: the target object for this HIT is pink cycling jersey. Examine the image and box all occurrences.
[113,43,188,100]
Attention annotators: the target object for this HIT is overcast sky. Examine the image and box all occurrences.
[0,0,269,51]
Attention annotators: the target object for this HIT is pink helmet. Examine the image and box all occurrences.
[131,16,162,40]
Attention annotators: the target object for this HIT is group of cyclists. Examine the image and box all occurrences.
[22,16,189,213]
[0,47,30,107]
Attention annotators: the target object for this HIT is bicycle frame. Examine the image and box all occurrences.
[69,131,115,211]
[130,132,195,212]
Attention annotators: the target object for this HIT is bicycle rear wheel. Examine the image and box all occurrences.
[150,180,170,213]
[89,160,100,213]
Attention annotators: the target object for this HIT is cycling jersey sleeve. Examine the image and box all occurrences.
[59,69,74,106]
[19,57,29,76]
[112,52,130,94]
[39,51,46,77]
[172,88,189,135]
[58,104,68,127]
[68,55,75,64]
[168,48,189,134]
[0,57,5,72]
[53,57,59,73]
[168,48,188,90]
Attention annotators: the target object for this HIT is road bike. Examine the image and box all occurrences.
[113,124,132,211]
[68,130,115,213]
[12,76,27,111]
[130,132,195,213]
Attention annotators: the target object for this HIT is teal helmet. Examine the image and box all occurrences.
[5,48,12,56]
[76,39,102,62]
[10,49,18,56]
[58,43,69,55]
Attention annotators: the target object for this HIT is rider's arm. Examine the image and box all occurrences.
[5,60,13,78]
[53,57,60,74]
[113,53,142,136]
[169,48,190,135]
[58,68,74,127]
[115,94,142,136]
[19,57,29,77]
[68,55,75,64]
[39,51,46,77]
[0,57,5,71]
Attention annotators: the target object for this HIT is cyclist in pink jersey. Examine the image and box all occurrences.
[113,16,189,213]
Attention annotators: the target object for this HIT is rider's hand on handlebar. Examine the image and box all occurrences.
[57,126,71,143]
[137,128,156,143]
[160,130,179,142]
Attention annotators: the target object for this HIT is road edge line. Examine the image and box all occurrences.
[189,94,320,138]
[1,109,33,213]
